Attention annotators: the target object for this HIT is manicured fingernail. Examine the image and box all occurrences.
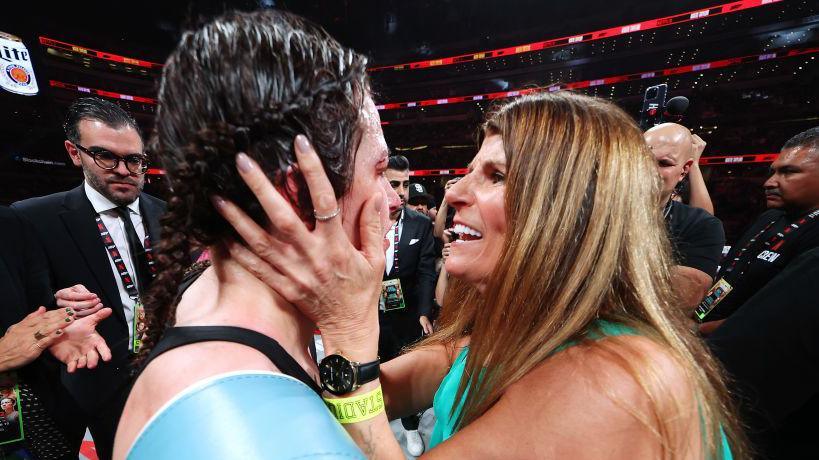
[55,330,63,335]
[67,310,74,316]
[236,153,254,173]
[65,317,72,322]
[211,195,226,210]
[295,135,310,153]
[65,307,72,313]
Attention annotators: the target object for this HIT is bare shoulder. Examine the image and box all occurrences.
[426,335,699,459]
[114,342,279,459]
[499,335,697,457]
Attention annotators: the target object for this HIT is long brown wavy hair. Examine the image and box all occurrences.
[139,10,369,361]
[427,92,748,459]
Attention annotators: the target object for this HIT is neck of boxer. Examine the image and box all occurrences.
[172,244,318,380]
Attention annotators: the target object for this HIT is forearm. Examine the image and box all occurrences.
[433,201,448,239]
[435,268,448,307]
[381,345,450,420]
[687,165,714,215]
[320,332,404,459]
[330,380,405,459]
[671,265,712,310]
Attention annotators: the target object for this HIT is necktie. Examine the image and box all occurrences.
[113,206,153,296]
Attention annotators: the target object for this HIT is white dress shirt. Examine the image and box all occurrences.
[84,182,144,347]
[385,209,404,276]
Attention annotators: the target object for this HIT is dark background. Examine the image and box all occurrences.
[1,0,817,243]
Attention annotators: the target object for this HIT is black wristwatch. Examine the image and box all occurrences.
[318,354,380,396]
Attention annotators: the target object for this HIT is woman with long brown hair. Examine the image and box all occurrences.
[220,90,748,458]
[112,10,400,459]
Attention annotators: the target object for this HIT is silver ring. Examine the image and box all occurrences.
[313,207,341,222]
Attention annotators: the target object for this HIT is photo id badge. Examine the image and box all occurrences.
[380,279,406,312]
[693,278,733,322]
[132,299,147,353]
[0,372,24,446]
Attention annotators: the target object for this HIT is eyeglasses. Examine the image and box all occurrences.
[74,143,148,175]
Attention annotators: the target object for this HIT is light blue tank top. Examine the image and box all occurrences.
[428,320,732,459]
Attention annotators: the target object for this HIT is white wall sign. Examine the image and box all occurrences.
[0,31,39,96]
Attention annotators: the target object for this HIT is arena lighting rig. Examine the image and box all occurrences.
[373,47,818,111]
[367,0,783,72]
[48,46,819,110]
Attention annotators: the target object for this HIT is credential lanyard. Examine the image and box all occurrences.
[723,209,819,277]
[392,219,401,274]
[94,214,156,299]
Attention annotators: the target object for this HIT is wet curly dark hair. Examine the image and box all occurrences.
[140,9,369,360]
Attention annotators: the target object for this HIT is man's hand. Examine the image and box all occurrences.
[419,316,433,335]
[55,284,104,318]
[691,134,707,162]
[698,319,726,336]
[49,308,113,373]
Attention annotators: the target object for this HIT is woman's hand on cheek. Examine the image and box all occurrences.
[211,137,384,355]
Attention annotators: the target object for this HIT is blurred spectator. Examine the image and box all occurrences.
[406,182,434,218]
[645,123,725,311]
[382,155,437,456]
[698,127,819,330]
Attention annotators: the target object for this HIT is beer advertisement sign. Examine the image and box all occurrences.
[0,32,39,96]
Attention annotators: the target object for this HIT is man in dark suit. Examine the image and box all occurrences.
[12,97,165,460]
[380,155,437,456]
[0,206,113,459]
[707,247,819,459]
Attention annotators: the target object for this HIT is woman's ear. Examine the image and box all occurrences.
[276,165,315,228]
[283,164,300,198]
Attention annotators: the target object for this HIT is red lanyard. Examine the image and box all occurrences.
[723,209,819,276]
[95,215,156,299]
[392,215,402,274]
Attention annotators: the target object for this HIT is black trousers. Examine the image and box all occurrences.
[379,309,424,432]
[379,308,424,362]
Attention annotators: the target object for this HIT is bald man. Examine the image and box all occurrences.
[644,123,726,312]
[697,127,819,331]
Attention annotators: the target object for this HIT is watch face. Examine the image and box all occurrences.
[319,354,355,394]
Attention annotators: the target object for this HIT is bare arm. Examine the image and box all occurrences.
[433,200,449,239]
[687,134,714,215]
[671,265,713,310]
[435,266,448,308]
[433,178,459,239]
[435,237,452,307]
[381,343,453,420]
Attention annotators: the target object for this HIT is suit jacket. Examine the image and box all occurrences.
[12,185,166,413]
[0,206,76,436]
[383,208,437,318]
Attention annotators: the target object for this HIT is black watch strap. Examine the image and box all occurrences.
[356,359,380,385]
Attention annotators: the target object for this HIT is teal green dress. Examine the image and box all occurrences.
[428,321,732,459]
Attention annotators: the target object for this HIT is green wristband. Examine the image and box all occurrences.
[323,385,385,424]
